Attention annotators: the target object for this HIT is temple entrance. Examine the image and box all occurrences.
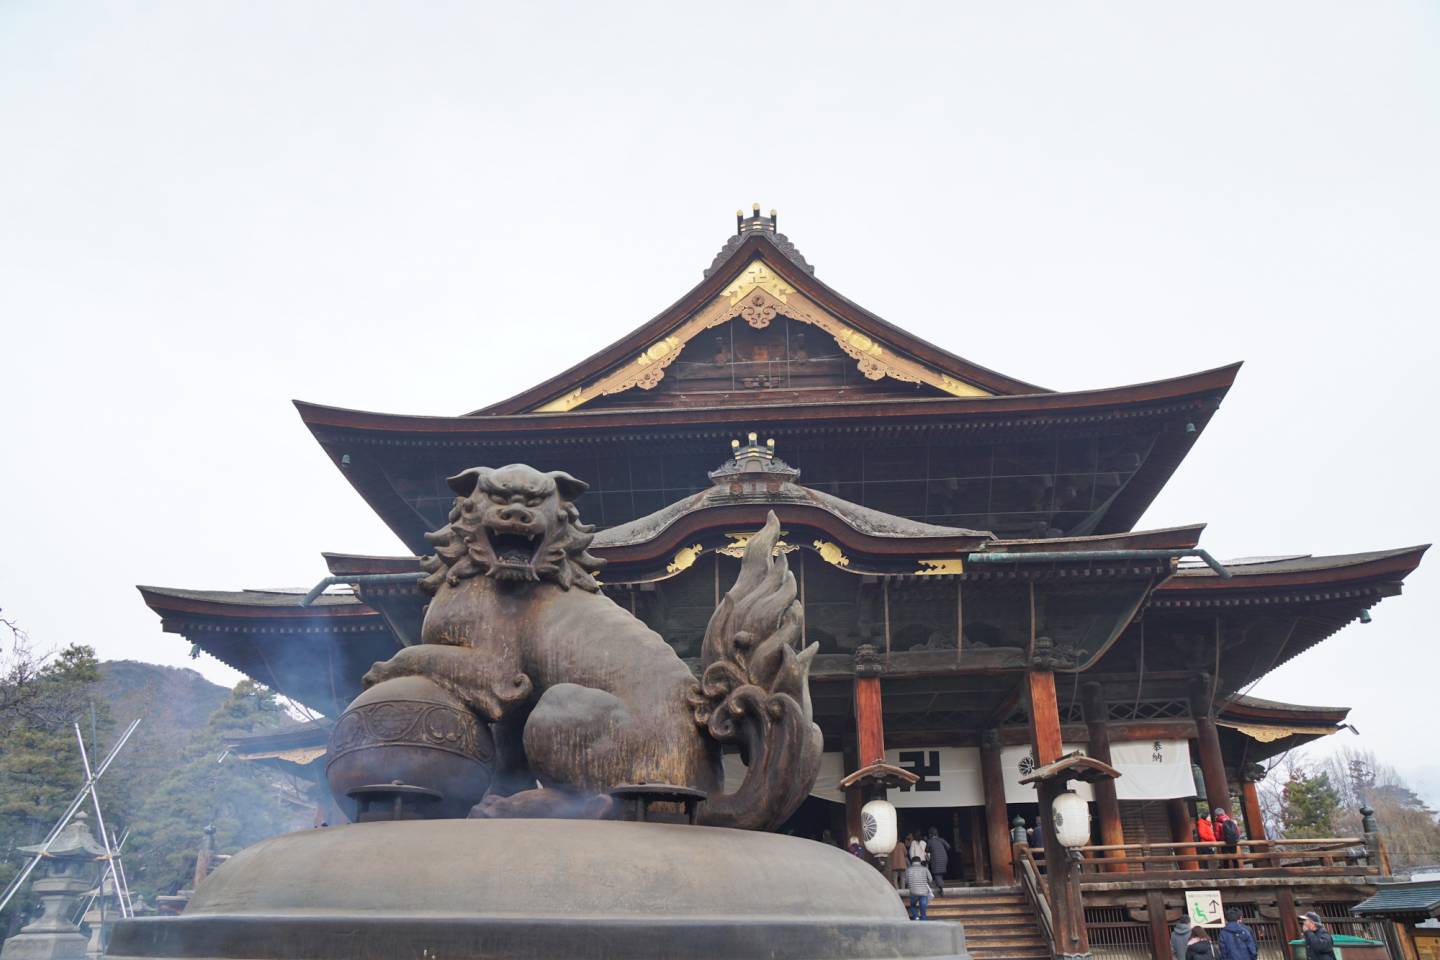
[897,806,973,886]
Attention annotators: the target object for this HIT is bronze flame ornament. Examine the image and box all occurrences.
[339,463,821,831]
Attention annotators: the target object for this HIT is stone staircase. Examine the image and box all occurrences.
[921,886,1050,960]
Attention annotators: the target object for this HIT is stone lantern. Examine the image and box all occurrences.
[0,812,108,960]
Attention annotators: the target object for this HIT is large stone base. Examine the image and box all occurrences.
[109,819,968,960]
[0,930,88,960]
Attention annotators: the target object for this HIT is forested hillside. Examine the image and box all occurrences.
[1,646,312,936]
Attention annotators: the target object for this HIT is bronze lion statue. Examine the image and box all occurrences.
[359,463,822,830]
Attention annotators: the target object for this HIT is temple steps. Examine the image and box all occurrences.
[908,886,1050,960]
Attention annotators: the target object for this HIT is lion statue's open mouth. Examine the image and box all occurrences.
[484,527,544,580]
[420,464,605,593]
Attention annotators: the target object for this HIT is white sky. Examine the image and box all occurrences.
[2,3,1435,802]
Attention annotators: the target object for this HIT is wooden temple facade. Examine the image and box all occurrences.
[139,210,1427,960]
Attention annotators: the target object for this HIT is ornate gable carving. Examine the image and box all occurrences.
[533,259,991,412]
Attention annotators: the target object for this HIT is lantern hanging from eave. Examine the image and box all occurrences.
[1051,790,1091,848]
[861,799,897,855]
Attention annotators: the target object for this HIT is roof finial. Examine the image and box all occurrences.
[728,432,776,463]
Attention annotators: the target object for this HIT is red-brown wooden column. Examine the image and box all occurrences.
[1028,667,1090,959]
[854,647,886,772]
[1082,682,1127,872]
[1239,769,1267,841]
[981,729,1015,885]
[1167,797,1198,871]
[1189,673,1231,814]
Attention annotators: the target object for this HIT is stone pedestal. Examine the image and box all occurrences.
[110,819,970,960]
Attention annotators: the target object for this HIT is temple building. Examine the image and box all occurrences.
[139,209,1427,960]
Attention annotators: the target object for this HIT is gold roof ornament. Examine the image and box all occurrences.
[915,558,966,576]
[665,544,705,576]
[812,540,850,568]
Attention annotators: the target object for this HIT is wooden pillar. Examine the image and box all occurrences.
[1145,890,1172,960]
[1028,667,1090,958]
[1167,797,1198,871]
[1240,779,1266,841]
[1277,888,1301,947]
[1189,673,1231,814]
[981,729,1015,885]
[1082,682,1127,872]
[1391,921,1421,960]
[1027,670,1064,767]
[969,808,988,883]
[846,645,888,822]
[854,647,886,768]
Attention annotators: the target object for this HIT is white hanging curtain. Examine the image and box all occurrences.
[723,738,1194,808]
[1110,739,1194,800]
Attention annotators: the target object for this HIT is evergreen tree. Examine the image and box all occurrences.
[0,644,105,936]
[120,681,308,899]
[1279,769,1342,839]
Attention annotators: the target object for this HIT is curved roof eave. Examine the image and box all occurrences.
[474,232,1049,416]
[293,361,1242,437]
[1154,544,1429,594]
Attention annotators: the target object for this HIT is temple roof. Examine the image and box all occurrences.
[478,210,1049,414]
[296,362,1239,553]
[293,213,1241,551]
[137,585,396,717]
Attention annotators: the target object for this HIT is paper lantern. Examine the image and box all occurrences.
[860,799,897,855]
[1051,790,1091,848]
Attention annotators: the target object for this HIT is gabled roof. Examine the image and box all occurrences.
[478,214,1047,415]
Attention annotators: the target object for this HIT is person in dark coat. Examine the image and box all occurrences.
[1302,912,1336,960]
[1186,929,1221,960]
[1171,915,1194,960]
[925,827,950,897]
[1218,908,1258,960]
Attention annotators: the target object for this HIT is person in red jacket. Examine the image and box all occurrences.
[1196,810,1217,868]
[1212,807,1242,867]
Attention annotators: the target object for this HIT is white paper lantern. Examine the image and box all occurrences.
[1051,790,1091,848]
[860,799,897,855]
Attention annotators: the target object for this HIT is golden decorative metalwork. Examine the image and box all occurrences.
[722,261,793,305]
[940,374,988,399]
[717,531,797,558]
[811,540,850,568]
[538,387,585,413]
[666,543,705,575]
[915,558,966,576]
[529,257,994,412]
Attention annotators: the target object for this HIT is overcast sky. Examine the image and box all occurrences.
[2,3,1435,802]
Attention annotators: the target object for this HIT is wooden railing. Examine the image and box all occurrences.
[1021,837,1376,882]
[1014,842,1055,953]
